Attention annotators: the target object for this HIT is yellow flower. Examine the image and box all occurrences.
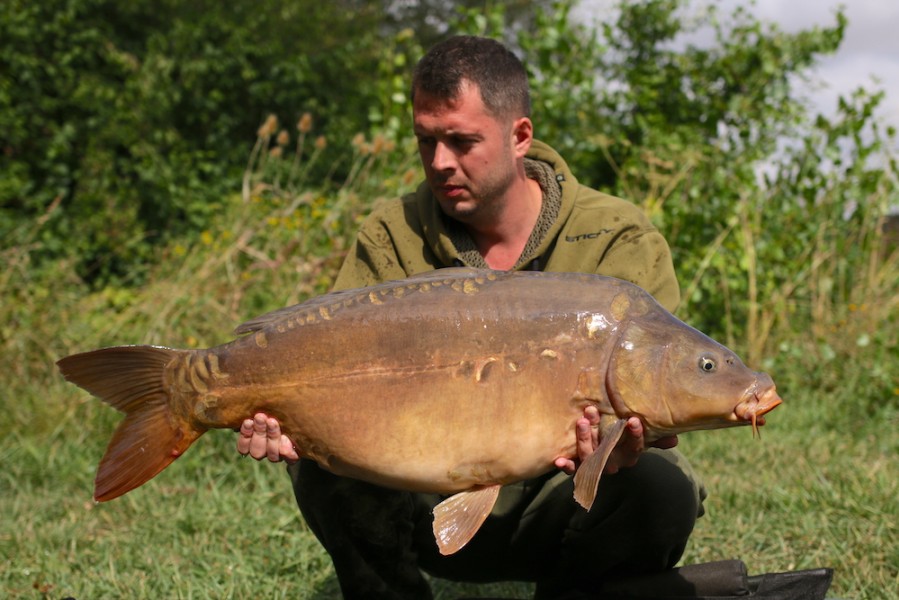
[298,112,313,134]
[371,134,386,155]
[257,114,278,138]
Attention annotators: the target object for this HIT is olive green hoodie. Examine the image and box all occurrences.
[333,139,680,312]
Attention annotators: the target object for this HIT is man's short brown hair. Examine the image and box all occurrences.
[411,35,531,120]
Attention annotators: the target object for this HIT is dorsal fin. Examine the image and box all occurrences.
[234,268,502,335]
[234,287,365,335]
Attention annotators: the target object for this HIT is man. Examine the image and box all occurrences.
[238,35,704,599]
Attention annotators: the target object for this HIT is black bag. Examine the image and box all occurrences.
[461,560,835,600]
[598,559,834,600]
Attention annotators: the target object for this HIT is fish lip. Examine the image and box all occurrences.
[755,387,783,416]
[734,385,783,426]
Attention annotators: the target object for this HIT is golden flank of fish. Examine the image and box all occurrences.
[57,268,782,555]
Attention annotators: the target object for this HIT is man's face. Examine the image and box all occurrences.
[412,81,529,226]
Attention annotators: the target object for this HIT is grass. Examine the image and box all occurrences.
[1,427,336,598]
[681,388,898,596]
[1,139,897,599]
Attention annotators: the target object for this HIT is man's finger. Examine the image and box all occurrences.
[625,416,644,438]
[576,417,594,462]
[247,413,270,460]
[280,436,301,463]
[265,417,283,462]
[584,405,600,447]
[554,456,577,476]
[237,418,254,455]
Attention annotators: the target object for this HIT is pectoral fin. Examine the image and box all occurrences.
[572,417,627,511]
[432,484,501,556]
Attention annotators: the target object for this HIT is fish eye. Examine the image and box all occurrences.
[699,356,717,373]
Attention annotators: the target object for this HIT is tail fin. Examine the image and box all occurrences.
[57,345,205,502]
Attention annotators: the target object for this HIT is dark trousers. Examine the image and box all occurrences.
[289,448,705,600]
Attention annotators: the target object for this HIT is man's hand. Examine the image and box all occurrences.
[553,406,678,476]
[237,413,300,464]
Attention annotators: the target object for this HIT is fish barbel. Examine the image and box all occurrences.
[57,268,782,555]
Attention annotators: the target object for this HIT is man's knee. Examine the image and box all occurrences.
[288,460,437,598]
[291,460,411,537]
[564,448,704,574]
[617,449,704,539]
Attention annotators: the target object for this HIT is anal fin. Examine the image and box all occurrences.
[572,416,627,511]
[432,484,501,556]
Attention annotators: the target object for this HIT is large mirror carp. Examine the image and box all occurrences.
[58,268,781,555]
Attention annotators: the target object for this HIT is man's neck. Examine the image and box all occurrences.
[468,177,543,270]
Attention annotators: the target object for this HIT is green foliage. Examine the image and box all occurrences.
[0,0,559,289]
[0,0,391,286]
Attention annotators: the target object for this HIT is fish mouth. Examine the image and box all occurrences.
[734,386,783,438]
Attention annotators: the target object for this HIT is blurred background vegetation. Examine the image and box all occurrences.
[1,0,896,598]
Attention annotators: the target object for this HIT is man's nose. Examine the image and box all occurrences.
[431,141,456,172]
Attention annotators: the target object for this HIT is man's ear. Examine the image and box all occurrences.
[511,117,533,158]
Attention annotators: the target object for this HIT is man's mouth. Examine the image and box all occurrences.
[440,183,465,195]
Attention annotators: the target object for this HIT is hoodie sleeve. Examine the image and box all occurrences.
[332,223,408,292]
[331,192,451,292]
[546,187,681,314]
[595,225,680,314]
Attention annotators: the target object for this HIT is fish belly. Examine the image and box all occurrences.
[200,273,624,494]
[280,359,586,493]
